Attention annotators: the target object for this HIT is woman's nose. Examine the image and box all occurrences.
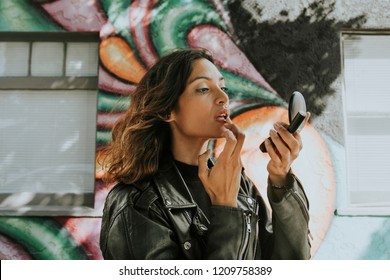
[216,88,229,106]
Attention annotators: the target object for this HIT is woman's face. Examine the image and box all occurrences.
[169,58,230,140]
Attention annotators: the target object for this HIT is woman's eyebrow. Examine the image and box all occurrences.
[188,76,225,84]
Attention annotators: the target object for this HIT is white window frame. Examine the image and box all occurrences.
[0,32,100,216]
[338,29,390,216]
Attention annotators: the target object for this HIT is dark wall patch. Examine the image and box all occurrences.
[227,0,366,117]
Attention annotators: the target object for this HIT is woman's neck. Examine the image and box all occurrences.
[171,137,208,166]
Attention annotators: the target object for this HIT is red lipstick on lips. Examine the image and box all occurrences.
[216,109,229,123]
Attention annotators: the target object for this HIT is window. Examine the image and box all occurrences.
[339,30,390,215]
[0,33,99,216]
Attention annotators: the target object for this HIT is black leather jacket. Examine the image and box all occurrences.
[100,159,311,259]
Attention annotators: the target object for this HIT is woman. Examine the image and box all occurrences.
[99,49,311,259]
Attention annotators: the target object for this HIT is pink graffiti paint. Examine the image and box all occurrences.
[210,0,238,42]
[130,0,159,67]
[98,67,137,95]
[97,112,125,130]
[41,0,107,31]
[188,25,276,94]
[0,234,32,260]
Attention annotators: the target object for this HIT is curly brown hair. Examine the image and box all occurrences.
[102,49,214,184]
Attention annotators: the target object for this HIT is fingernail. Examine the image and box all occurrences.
[270,129,277,135]
[273,123,283,130]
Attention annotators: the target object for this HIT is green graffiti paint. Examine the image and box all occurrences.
[97,130,112,146]
[99,0,146,68]
[0,217,87,259]
[151,0,229,55]
[0,0,63,31]
[220,69,286,107]
[98,91,131,113]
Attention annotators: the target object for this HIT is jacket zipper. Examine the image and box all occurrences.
[289,189,312,247]
[289,189,310,222]
[183,210,192,225]
[238,212,252,259]
[253,216,259,257]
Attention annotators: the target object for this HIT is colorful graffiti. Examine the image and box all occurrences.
[0,0,364,259]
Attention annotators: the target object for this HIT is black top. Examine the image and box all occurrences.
[174,160,211,218]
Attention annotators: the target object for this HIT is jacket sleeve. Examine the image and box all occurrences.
[267,172,311,259]
[205,170,311,260]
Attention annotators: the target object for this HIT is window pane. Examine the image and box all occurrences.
[31,42,64,76]
[66,42,99,76]
[0,42,29,77]
[344,35,390,113]
[347,134,390,192]
[343,33,390,211]
[0,90,97,196]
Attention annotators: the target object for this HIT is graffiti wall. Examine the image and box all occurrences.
[0,0,388,259]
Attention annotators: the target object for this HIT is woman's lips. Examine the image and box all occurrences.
[216,115,228,123]
[216,113,228,123]
[215,109,229,123]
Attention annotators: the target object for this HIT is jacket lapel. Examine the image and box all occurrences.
[153,160,197,210]
[152,159,210,258]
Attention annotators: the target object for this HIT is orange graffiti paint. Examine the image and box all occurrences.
[100,37,146,83]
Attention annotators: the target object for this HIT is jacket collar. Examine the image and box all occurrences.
[153,157,198,210]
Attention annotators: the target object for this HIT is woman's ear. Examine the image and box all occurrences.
[165,111,176,123]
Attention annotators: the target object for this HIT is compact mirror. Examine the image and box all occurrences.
[259,91,307,152]
[288,91,306,133]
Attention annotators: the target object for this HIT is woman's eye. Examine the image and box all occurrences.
[196,88,210,94]
[221,87,229,93]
